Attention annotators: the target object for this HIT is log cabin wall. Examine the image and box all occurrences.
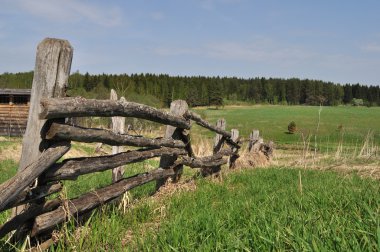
[0,89,30,136]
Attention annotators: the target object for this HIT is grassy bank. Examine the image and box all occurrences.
[50,168,380,251]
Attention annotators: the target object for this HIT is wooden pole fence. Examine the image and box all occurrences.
[39,97,191,130]
[0,38,250,246]
[46,122,185,148]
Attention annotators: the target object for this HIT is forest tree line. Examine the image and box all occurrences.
[0,71,379,107]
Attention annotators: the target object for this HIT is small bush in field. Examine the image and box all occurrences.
[288,121,297,134]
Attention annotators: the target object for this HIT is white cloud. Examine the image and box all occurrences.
[199,0,243,10]
[361,43,380,53]
[153,37,318,66]
[151,11,165,21]
[11,0,123,27]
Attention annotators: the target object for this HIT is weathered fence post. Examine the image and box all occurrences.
[229,129,239,169]
[19,38,73,171]
[202,118,225,176]
[110,89,126,182]
[248,129,262,153]
[156,100,188,190]
[14,38,73,239]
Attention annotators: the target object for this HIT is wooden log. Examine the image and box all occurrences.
[202,119,226,177]
[15,38,72,229]
[39,97,191,130]
[185,111,240,149]
[176,154,228,169]
[157,100,189,189]
[0,199,61,239]
[180,129,195,158]
[229,129,240,169]
[110,90,126,182]
[43,147,187,182]
[184,111,231,138]
[213,119,226,153]
[45,122,185,148]
[0,142,70,212]
[32,167,178,236]
[2,182,62,211]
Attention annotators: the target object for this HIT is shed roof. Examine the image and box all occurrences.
[0,89,31,96]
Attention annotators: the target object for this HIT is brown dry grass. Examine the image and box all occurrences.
[0,138,22,162]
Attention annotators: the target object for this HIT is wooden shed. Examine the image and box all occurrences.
[0,89,31,136]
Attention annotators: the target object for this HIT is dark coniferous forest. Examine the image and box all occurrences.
[0,71,379,107]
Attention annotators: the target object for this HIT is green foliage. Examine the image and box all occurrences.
[288,121,297,134]
[352,98,364,106]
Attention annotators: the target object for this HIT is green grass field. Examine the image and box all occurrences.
[0,105,379,251]
[45,169,380,251]
[194,105,380,149]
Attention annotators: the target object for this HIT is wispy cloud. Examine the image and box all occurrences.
[361,43,380,53]
[153,37,318,66]
[150,11,165,21]
[199,0,243,10]
[11,0,123,27]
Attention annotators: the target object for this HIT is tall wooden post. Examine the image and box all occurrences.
[156,100,188,190]
[14,38,73,238]
[110,89,126,182]
[19,38,73,171]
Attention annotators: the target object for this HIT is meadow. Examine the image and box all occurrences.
[0,104,379,251]
[193,105,380,148]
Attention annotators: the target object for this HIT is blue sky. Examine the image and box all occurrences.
[1,0,379,86]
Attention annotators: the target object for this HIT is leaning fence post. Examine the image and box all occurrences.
[229,129,239,169]
[14,38,73,239]
[110,89,126,182]
[156,100,188,190]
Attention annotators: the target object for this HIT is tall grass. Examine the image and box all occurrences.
[131,168,380,251]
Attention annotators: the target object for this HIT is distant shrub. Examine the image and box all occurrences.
[288,121,297,134]
[352,98,364,106]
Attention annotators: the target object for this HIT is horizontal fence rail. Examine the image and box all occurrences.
[46,122,186,148]
[39,97,191,129]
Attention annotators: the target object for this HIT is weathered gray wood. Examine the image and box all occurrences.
[176,154,228,169]
[202,119,226,177]
[2,182,62,211]
[180,129,195,158]
[249,129,263,152]
[43,147,187,181]
[15,38,72,223]
[32,167,178,236]
[213,119,226,153]
[0,142,70,212]
[184,111,231,138]
[111,90,126,182]
[19,38,73,171]
[0,199,61,239]
[229,129,240,169]
[39,97,191,130]
[46,123,186,148]
[157,100,189,189]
